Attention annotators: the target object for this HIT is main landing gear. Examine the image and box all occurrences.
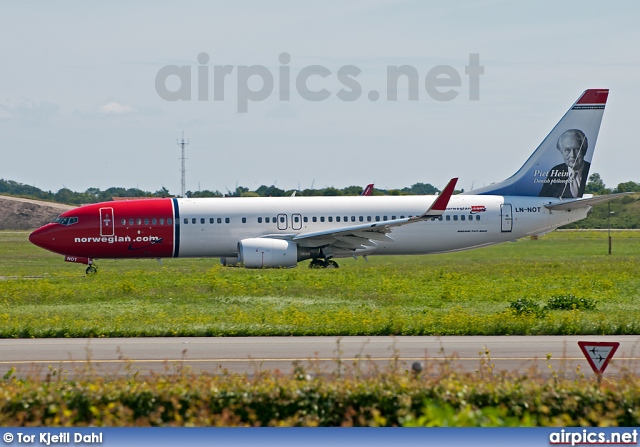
[85,263,98,275]
[308,259,339,269]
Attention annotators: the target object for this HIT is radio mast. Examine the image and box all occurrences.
[177,132,189,197]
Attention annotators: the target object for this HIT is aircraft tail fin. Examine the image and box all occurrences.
[464,89,609,198]
[361,184,374,196]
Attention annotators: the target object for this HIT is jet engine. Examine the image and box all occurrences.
[238,238,308,268]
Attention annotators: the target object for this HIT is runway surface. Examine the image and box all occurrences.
[1,336,639,378]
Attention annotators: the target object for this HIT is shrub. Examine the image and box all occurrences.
[545,294,596,311]
[508,298,547,317]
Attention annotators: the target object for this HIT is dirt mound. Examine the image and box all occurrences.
[0,196,74,230]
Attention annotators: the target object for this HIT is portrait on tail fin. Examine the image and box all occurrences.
[538,129,590,198]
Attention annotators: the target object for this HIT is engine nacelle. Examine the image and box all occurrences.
[238,238,302,268]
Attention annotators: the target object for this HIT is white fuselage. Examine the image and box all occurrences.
[174,195,587,258]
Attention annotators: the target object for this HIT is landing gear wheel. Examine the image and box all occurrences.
[325,260,339,269]
[309,259,325,269]
[85,265,98,275]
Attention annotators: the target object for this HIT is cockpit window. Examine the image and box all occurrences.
[53,216,78,226]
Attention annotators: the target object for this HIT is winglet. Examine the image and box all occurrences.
[417,177,457,218]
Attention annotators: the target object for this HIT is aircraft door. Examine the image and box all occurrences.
[501,204,513,232]
[99,207,115,237]
[291,213,302,230]
[277,213,288,230]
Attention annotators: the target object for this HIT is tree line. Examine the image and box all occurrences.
[0,179,440,204]
[4,172,640,204]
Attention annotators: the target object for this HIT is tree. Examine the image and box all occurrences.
[255,185,286,197]
[154,186,172,197]
[615,181,640,193]
[585,173,609,195]
[54,188,76,204]
[321,187,344,196]
[401,182,439,195]
[187,190,222,198]
[341,185,364,196]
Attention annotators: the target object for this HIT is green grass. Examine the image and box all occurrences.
[1,230,640,337]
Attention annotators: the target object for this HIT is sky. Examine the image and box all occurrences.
[2,1,639,195]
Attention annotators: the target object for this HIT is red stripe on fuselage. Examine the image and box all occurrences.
[29,199,175,258]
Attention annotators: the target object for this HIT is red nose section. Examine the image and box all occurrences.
[29,224,64,254]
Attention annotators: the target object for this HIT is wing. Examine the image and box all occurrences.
[289,178,457,251]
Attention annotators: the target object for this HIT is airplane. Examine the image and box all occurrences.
[29,89,624,273]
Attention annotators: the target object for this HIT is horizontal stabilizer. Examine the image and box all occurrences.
[544,192,632,211]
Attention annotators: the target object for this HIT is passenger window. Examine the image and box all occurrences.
[200,218,205,224]
[258,217,263,223]
[461,215,466,221]
[303,217,308,223]
[438,216,443,221]
[160,218,165,225]
[312,217,317,222]
[121,219,126,225]
[225,218,230,224]
[392,216,396,220]
[375,216,380,222]
[184,218,188,224]
[320,216,325,222]
[476,215,480,221]
[265,217,270,223]
[210,218,214,224]
[137,219,142,225]
[167,218,172,224]
[359,216,364,222]
[453,215,458,221]
[336,216,340,222]
[351,216,356,222]
[192,218,196,224]
[400,215,405,219]
[383,216,388,221]
[143,218,149,225]
[242,217,247,223]
[344,216,348,222]
[217,218,222,224]
[152,218,157,225]
[328,216,332,222]
[446,215,450,221]
[367,216,372,222]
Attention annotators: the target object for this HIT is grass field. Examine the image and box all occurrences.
[1,230,639,337]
